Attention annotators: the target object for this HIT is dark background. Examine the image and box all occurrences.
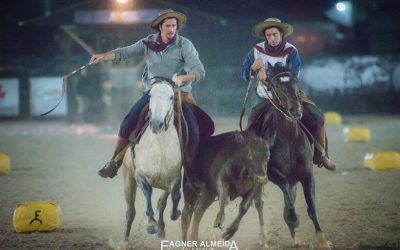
[1,0,400,120]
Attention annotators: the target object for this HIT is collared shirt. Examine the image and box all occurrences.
[113,33,205,93]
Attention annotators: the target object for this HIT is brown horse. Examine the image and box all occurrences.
[246,66,331,248]
[181,130,274,244]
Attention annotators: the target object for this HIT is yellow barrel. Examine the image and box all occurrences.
[0,153,10,175]
[324,111,342,125]
[13,201,61,233]
[343,127,371,142]
[364,152,400,171]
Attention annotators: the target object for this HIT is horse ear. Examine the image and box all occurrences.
[172,73,178,83]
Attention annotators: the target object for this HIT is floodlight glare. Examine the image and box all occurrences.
[116,0,128,4]
[336,2,346,12]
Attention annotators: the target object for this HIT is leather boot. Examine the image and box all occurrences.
[98,136,131,178]
[313,126,336,171]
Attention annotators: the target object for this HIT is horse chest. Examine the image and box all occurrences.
[134,126,182,180]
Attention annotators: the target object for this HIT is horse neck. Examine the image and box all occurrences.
[271,109,301,139]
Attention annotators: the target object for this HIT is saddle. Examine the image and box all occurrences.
[128,93,214,148]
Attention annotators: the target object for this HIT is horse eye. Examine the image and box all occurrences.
[169,96,173,100]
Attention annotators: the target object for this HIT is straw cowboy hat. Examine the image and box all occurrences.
[150,9,187,30]
[252,18,293,38]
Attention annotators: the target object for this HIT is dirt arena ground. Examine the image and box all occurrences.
[0,115,399,250]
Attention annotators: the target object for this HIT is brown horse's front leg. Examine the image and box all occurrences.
[222,187,257,240]
[214,179,229,229]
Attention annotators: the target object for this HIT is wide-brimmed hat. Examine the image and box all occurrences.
[150,9,186,31]
[252,18,293,38]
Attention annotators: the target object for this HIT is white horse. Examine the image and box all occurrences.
[121,76,182,241]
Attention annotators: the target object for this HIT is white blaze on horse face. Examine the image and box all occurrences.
[279,76,290,82]
[149,83,174,134]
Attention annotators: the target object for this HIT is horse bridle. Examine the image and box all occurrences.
[149,76,176,131]
[262,71,302,121]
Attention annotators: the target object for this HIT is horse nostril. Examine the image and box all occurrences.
[159,122,163,129]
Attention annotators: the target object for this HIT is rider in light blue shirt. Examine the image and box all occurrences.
[90,9,212,178]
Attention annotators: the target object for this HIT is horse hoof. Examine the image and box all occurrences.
[222,226,238,240]
[147,225,157,235]
[171,209,181,221]
[157,230,166,239]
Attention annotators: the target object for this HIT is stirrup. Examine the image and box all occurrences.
[98,160,120,178]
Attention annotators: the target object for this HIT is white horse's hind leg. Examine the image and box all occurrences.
[170,177,182,221]
[156,191,169,239]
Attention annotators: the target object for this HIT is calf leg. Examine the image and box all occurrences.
[214,180,229,229]
[156,191,169,239]
[253,186,268,247]
[170,177,182,221]
[190,189,215,241]
[222,188,257,240]
[123,169,137,242]
[182,179,198,241]
[302,175,331,249]
[137,175,157,234]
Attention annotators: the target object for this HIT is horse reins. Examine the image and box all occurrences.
[239,77,253,131]
[260,73,326,155]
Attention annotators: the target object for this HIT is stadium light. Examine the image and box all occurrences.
[116,0,128,4]
[325,1,353,27]
[336,2,346,12]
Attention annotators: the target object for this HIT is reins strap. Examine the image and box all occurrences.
[239,77,253,131]
[175,86,185,165]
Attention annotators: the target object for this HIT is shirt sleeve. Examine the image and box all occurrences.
[113,40,146,61]
[181,39,205,82]
[241,49,255,82]
[288,48,301,78]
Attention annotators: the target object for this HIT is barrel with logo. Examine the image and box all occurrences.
[13,201,61,233]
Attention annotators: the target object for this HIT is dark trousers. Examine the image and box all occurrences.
[119,91,199,145]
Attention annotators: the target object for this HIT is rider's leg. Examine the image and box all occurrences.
[302,103,336,171]
[98,91,150,178]
[181,102,202,187]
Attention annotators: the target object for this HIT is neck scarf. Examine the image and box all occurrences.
[254,39,293,57]
[143,33,176,52]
